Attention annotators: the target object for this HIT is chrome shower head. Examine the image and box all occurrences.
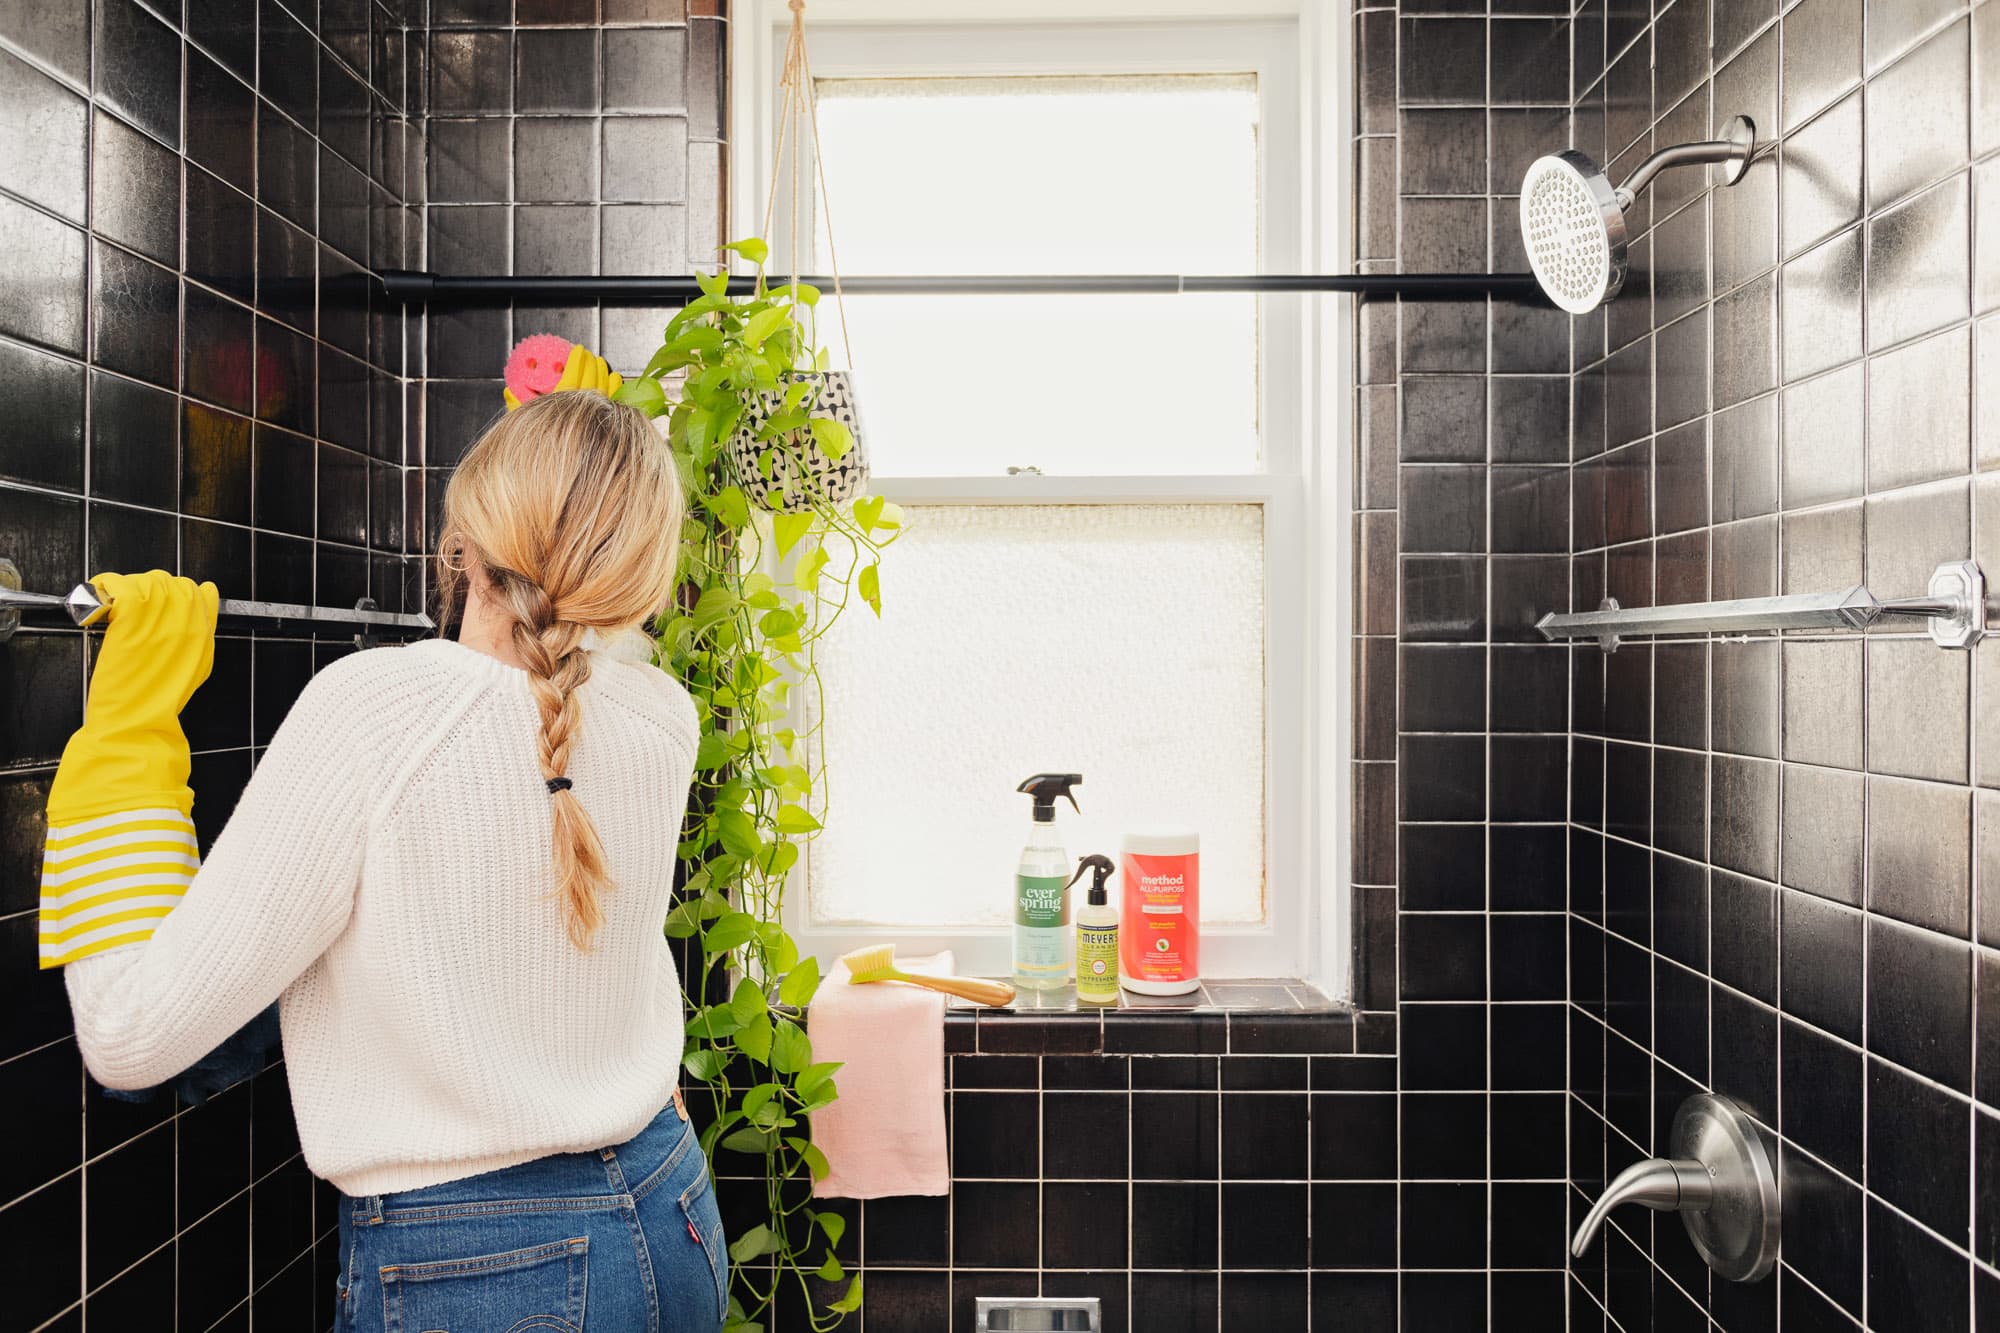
[1519,115,1757,314]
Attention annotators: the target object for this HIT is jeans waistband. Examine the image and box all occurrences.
[349,1100,695,1226]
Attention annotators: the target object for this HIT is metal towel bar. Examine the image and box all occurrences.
[1536,560,1987,652]
[0,558,434,644]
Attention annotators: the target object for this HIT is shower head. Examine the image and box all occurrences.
[1519,115,1757,313]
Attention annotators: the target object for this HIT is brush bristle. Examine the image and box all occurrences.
[840,942,896,979]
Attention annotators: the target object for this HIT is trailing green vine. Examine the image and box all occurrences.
[615,238,900,1332]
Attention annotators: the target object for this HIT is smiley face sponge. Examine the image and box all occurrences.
[503,334,574,406]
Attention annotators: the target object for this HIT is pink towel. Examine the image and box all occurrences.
[808,951,953,1199]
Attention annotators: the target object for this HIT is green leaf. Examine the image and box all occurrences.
[782,281,821,307]
[830,1276,864,1314]
[742,305,791,350]
[703,909,759,953]
[737,1010,774,1063]
[683,1047,728,1082]
[715,808,762,862]
[741,1082,781,1117]
[770,1019,812,1075]
[705,485,751,530]
[858,562,881,616]
[808,415,853,461]
[727,1223,782,1262]
[816,1210,846,1249]
[663,898,705,938]
[685,1004,743,1039]
[693,731,730,771]
[796,1078,840,1115]
[816,1254,845,1282]
[772,511,814,558]
[612,376,668,417]
[792,546,830,592]
[757,607,799,639]
[729,976,766,1026]
[852,494,886,531]
[795,1060,842,1100]
[723,1125,775,1156]
[695,269,731,299]
[777,956,821,1007]
[722,237,770,265]
[774,803,821,834]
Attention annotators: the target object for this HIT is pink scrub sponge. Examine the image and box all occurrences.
[504,334,574,404]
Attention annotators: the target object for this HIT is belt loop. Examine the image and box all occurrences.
[352,1195,385,1226]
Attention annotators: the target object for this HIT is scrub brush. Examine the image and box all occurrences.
[840,944,1017,1007]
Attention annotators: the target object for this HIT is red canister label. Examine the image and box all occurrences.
[1120,850,1199,983]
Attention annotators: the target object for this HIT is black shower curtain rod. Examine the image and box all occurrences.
[376,270,1549,305]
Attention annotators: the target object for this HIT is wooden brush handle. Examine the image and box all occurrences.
[898,973,1017,1007]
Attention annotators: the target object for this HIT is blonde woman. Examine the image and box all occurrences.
[40,363,725,1332]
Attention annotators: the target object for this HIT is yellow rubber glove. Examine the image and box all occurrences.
[41,571,219,967]
[503,343,625,411]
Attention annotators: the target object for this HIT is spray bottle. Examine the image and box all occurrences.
[1068,854,1119,1005]
[1014,773,1083,991]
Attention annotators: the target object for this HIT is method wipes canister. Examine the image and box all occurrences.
[1118,830,1200,995]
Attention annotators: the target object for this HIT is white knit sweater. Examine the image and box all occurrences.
[63,638,699,1196]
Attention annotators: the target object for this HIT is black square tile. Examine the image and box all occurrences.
[1867,1195,1970,1333]
[1780,1144,1862,1318]
[0,339,84,493]
[91,243,179,389]
[1042,1180,1127,1270]
[177,1191,250,1329]
[1711,870,1778,1004]
[1130,1091,1217,1180]
[1490,1093,1566,1179]
[1399,914,1486,1001]
[862,1193,947,1267]
[185,48,254,192]
[1220,1180,1306,1268]
[1131,1272,1218,1330]
[1311,1093,1395,1180]
[1311,1272,1395,1331]
[1711,986,1776,1126]
[1398,1092,1486,1179]
[1308,1182,1395,1269]
[1041,1092,1126,1180]
[1220,1094,1306,1180]
[1131,1180,1218,1268]
[1492,1004,1566,1091]
[1867,916,1973,1092]
[1220,1272,1308,1331]
[950,1181,1038,1269]
[1400,823,1484,912]
[1867,1056,1970,1244]
[1399,1004,1485,1091]
[1408,1184,1488,1264]
[1491,1180,1568,1269]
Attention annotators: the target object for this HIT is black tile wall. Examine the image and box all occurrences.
[0,0,421,1326]
[1558,1,2000,1330]
[1353,2,1576,1329]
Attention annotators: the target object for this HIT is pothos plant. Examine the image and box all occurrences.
[613,237,901,1333]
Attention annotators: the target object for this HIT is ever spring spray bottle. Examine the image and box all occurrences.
[1013,773,1083,991]
[1069,854,1119,1005]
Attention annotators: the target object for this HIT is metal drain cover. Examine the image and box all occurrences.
[975,1296,1101,1331]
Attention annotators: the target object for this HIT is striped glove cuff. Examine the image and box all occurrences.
[39,807,200,968]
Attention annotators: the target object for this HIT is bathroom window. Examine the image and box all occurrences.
[752,19,1322,982]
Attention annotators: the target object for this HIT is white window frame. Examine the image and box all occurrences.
[729,3,1352,995]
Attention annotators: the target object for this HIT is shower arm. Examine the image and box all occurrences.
[1613,115,1758,208]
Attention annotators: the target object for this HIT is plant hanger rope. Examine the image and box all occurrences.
[758,0,854,370]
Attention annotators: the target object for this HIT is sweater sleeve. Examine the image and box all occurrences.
[63,661,374,1091]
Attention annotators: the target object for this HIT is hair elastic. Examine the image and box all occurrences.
[546,777,574,794]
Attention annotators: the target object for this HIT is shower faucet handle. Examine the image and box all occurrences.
[1570,1094,1781,1283]
[1570,1156,1715,1259]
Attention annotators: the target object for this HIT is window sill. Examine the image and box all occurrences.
[940,978,1387,1057]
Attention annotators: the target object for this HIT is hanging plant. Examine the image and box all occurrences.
[615,235,900,1333]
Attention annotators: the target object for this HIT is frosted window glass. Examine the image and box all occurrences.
[807,504,1266,928]
[809,75,1261,476]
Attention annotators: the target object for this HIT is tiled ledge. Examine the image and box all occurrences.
[942,980,1394,1057]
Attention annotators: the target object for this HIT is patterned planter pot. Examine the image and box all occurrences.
[724,370,870,513]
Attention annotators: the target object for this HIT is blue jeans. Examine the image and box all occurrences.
[336,1103,729,1333]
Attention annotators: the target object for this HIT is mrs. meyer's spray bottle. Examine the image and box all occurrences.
[1013,774,1083,991]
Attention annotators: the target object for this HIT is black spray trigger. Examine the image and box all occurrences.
[1064,853,1117,904]
[1017,773,1083,821]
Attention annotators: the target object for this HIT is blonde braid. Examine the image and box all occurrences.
[492,567,611,949]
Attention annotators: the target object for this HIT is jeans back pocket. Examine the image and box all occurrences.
[677,1171,729,1327]
[380,1235,588,1333]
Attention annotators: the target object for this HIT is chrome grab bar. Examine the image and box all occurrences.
[0,558,433,644]
[1536,560,1986,652]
